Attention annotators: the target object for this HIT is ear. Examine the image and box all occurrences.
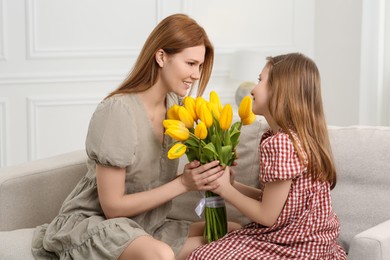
[155,49,165,67]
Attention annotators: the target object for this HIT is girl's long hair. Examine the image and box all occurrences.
[266,53,337,189]
[107,14,214,98]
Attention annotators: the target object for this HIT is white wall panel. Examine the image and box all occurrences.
[26,0,160,59]
[0,0,318,166]
[185,0,295,52]
[27,96,101,160]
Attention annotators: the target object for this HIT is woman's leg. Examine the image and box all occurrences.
[177,221,242,260]
[118,235,175,260]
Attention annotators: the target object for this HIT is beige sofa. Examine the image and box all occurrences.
[1,118,390,259]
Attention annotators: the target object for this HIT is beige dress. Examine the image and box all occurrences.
[31,93,191,259]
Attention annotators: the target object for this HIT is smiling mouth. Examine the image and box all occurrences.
[184,82,192,88]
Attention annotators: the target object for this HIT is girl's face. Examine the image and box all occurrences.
[251,65,270,116]
[159,45,205,97]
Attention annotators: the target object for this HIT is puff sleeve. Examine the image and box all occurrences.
[260,132,305,183]
[86,97,136,168]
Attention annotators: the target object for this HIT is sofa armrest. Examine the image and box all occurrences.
[0,150,87,231]
[347,220,390,260]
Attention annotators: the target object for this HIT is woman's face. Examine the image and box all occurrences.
[159,45,206,97]
[251,65,270,116]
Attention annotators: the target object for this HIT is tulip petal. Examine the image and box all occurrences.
[167,104,181,120]
[238,96,253,120]
[168,143,187,159]
[178,106,194,128]
[219,104,233,130]
[184,96,198,121]
[165,126,189,141]
[195,121,208,139]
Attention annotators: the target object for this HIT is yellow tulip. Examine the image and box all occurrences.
[219,104,233,130]
[167,104,181,120]
[238,96,253,121]
[165,126,189,141]
[183,96,198,121]
[167,143,187,159]
[242,112,256,125]
[199,103,213,128]
[195,97,207,120]
[178,106,194,128]
[163,119,185,129]
[207,102,220,121]
[194,121,208,139]
[209,91,223,112]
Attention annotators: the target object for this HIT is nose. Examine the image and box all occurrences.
[191,67,201,80]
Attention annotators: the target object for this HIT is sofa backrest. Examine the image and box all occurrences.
[0,150,87,231]
[329,126,390,251]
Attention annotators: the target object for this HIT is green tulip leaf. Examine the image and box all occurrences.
[220,145,232,166]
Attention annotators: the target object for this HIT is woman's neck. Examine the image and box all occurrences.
[138,84,167,108]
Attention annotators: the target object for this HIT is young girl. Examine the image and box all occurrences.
[31,14,228,260]
[188,53,347,259]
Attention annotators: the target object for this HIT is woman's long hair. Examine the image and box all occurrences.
[107,14,214,98]
[266,53,337,189]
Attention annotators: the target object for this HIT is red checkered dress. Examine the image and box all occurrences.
[187,129,347,260]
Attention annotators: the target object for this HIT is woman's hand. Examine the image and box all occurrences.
[180,160,224,191]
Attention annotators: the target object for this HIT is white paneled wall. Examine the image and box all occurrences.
[8,0,390,166]
[0,0,316,167]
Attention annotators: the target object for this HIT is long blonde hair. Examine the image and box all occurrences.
[107,14,214,98]
[266,53,337,189]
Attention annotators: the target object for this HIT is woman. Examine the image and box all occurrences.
[32,14,225,260]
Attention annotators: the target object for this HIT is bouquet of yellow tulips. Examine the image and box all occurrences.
[164,91,256,243]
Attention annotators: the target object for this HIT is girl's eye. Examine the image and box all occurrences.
[187,62,195,66]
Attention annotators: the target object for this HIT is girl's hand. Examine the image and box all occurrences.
[180,160,224,191]
[210,166,233,195]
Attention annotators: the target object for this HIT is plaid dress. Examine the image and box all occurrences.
[187,129,347,260]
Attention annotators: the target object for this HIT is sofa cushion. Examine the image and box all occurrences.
[169,116,269,225]
[0,228,35,260]
[329,126,390,251]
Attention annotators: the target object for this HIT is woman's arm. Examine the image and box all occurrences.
[212,167,292,227]
[96,160,224,219]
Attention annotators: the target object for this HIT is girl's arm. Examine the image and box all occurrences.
[96,160,224,219]
[213,167,292,227]
[232,181,262,200]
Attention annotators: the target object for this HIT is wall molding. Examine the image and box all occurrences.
[0,71,126,85]
[0,68,228,85]
[27,96,102,160]
[0,98,7,167]
[25,0,162,59]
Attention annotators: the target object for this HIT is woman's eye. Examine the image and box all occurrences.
[187,62,195,66]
